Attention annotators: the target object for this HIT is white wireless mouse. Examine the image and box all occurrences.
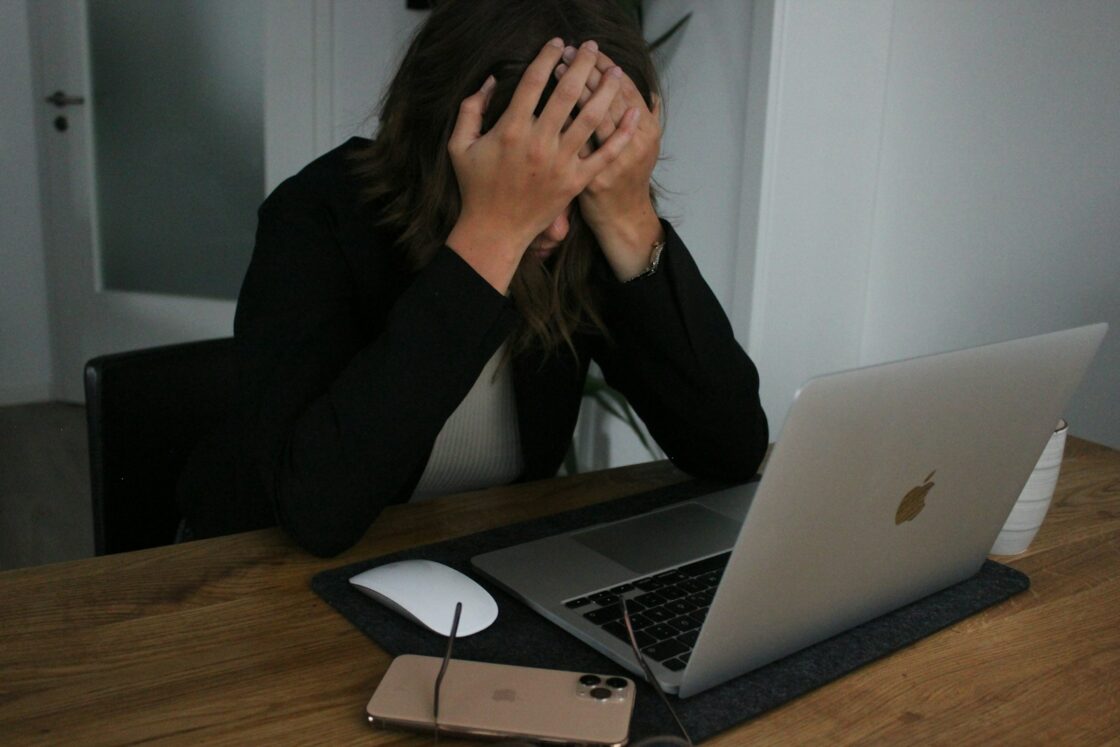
[348,559,499,637]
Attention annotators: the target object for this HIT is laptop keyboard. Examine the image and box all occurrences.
[562,551,731,672]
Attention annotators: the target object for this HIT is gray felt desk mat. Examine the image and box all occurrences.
[312,480,1030,742]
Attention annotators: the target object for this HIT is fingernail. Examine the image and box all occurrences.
[556,63,568,76]
[562,46,577,62]
[582,39,599,53]
[482,75,495,91]
[608,66,623,78]
[548,37,564,49]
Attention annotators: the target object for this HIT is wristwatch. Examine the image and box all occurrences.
[623,240,666,284]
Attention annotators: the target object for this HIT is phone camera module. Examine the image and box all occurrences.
[577,673,627,702]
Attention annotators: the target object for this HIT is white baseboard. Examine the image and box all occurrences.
[0,383,53,406]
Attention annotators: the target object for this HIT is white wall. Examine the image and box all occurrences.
[750,0,1120,448]
[747,0,894,435]
[862,0,1120,447]
[645,0,757,314]
[0,0,53,404]
[329,0,425,144]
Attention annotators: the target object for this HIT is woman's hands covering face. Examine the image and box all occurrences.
[556,46,665,281]
[446,38,640,293]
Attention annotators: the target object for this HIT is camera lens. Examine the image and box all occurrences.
[606,677,628,690]
[590,686,612,700]
[579,674,601,687]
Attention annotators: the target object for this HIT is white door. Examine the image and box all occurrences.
[29,0,326,402]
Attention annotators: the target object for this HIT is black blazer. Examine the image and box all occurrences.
[178,138,767,557]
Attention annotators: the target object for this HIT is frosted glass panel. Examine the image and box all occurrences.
[87,0,263,299]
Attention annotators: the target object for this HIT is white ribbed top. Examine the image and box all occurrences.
[410,345,524,501]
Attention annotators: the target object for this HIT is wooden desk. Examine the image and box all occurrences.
[2,438,1117,745]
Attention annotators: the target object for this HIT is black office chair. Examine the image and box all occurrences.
[84,338,236,555]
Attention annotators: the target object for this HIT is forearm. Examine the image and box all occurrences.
[594,223,768,480]
[241,248,518,556]
[445,214,533,294]
[591,200,664,282]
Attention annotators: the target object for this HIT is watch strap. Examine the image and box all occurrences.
[623,240,666,284]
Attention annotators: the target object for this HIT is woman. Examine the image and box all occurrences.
[178,0,767,556]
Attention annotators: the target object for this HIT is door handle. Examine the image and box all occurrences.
[45,90,86,108]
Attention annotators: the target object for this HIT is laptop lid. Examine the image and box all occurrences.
[680,322,1105,695]
[474,323,1107,698]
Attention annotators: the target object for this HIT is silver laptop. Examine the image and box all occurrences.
[472,324,1107,697]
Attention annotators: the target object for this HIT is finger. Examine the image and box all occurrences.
[448,75,496,152]
[571,49,644,127]
[588,67,623,146]
[594,66,629,139]
[561,65,623,154]
[556,61,623,144]
[579,106,641,178]
[587,49,650,111]
[505,38,566,122]
[538,40,600,133]
[555,62,593,111]
[559,51,629,113]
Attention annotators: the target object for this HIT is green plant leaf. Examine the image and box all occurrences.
[582,376,658,460]
[612,0,690,55]
[583,377,609,396]
[649,12,692,53]
[599,388,656,455]
[564,442,579,476]
[589,391,628,423]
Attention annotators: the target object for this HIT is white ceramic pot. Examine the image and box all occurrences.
[991,419,1068,556]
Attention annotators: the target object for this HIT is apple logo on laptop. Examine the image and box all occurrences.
[896,471,936,525]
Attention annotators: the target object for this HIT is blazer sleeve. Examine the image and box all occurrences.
[234,177,518,556]
[591,220,768,481]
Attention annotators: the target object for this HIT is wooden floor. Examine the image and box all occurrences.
[0,402,93,570]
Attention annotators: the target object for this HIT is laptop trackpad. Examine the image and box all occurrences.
[571,504,741,576]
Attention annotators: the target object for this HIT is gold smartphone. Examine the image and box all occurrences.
[367,655,635,746]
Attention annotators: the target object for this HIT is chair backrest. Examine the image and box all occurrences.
[84,338,236,555]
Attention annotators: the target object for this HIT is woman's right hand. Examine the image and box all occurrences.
[446,38,640,293]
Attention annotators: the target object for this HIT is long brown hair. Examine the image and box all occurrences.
[351,0,660,359]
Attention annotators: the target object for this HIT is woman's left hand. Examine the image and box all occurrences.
[556,47,665,281]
